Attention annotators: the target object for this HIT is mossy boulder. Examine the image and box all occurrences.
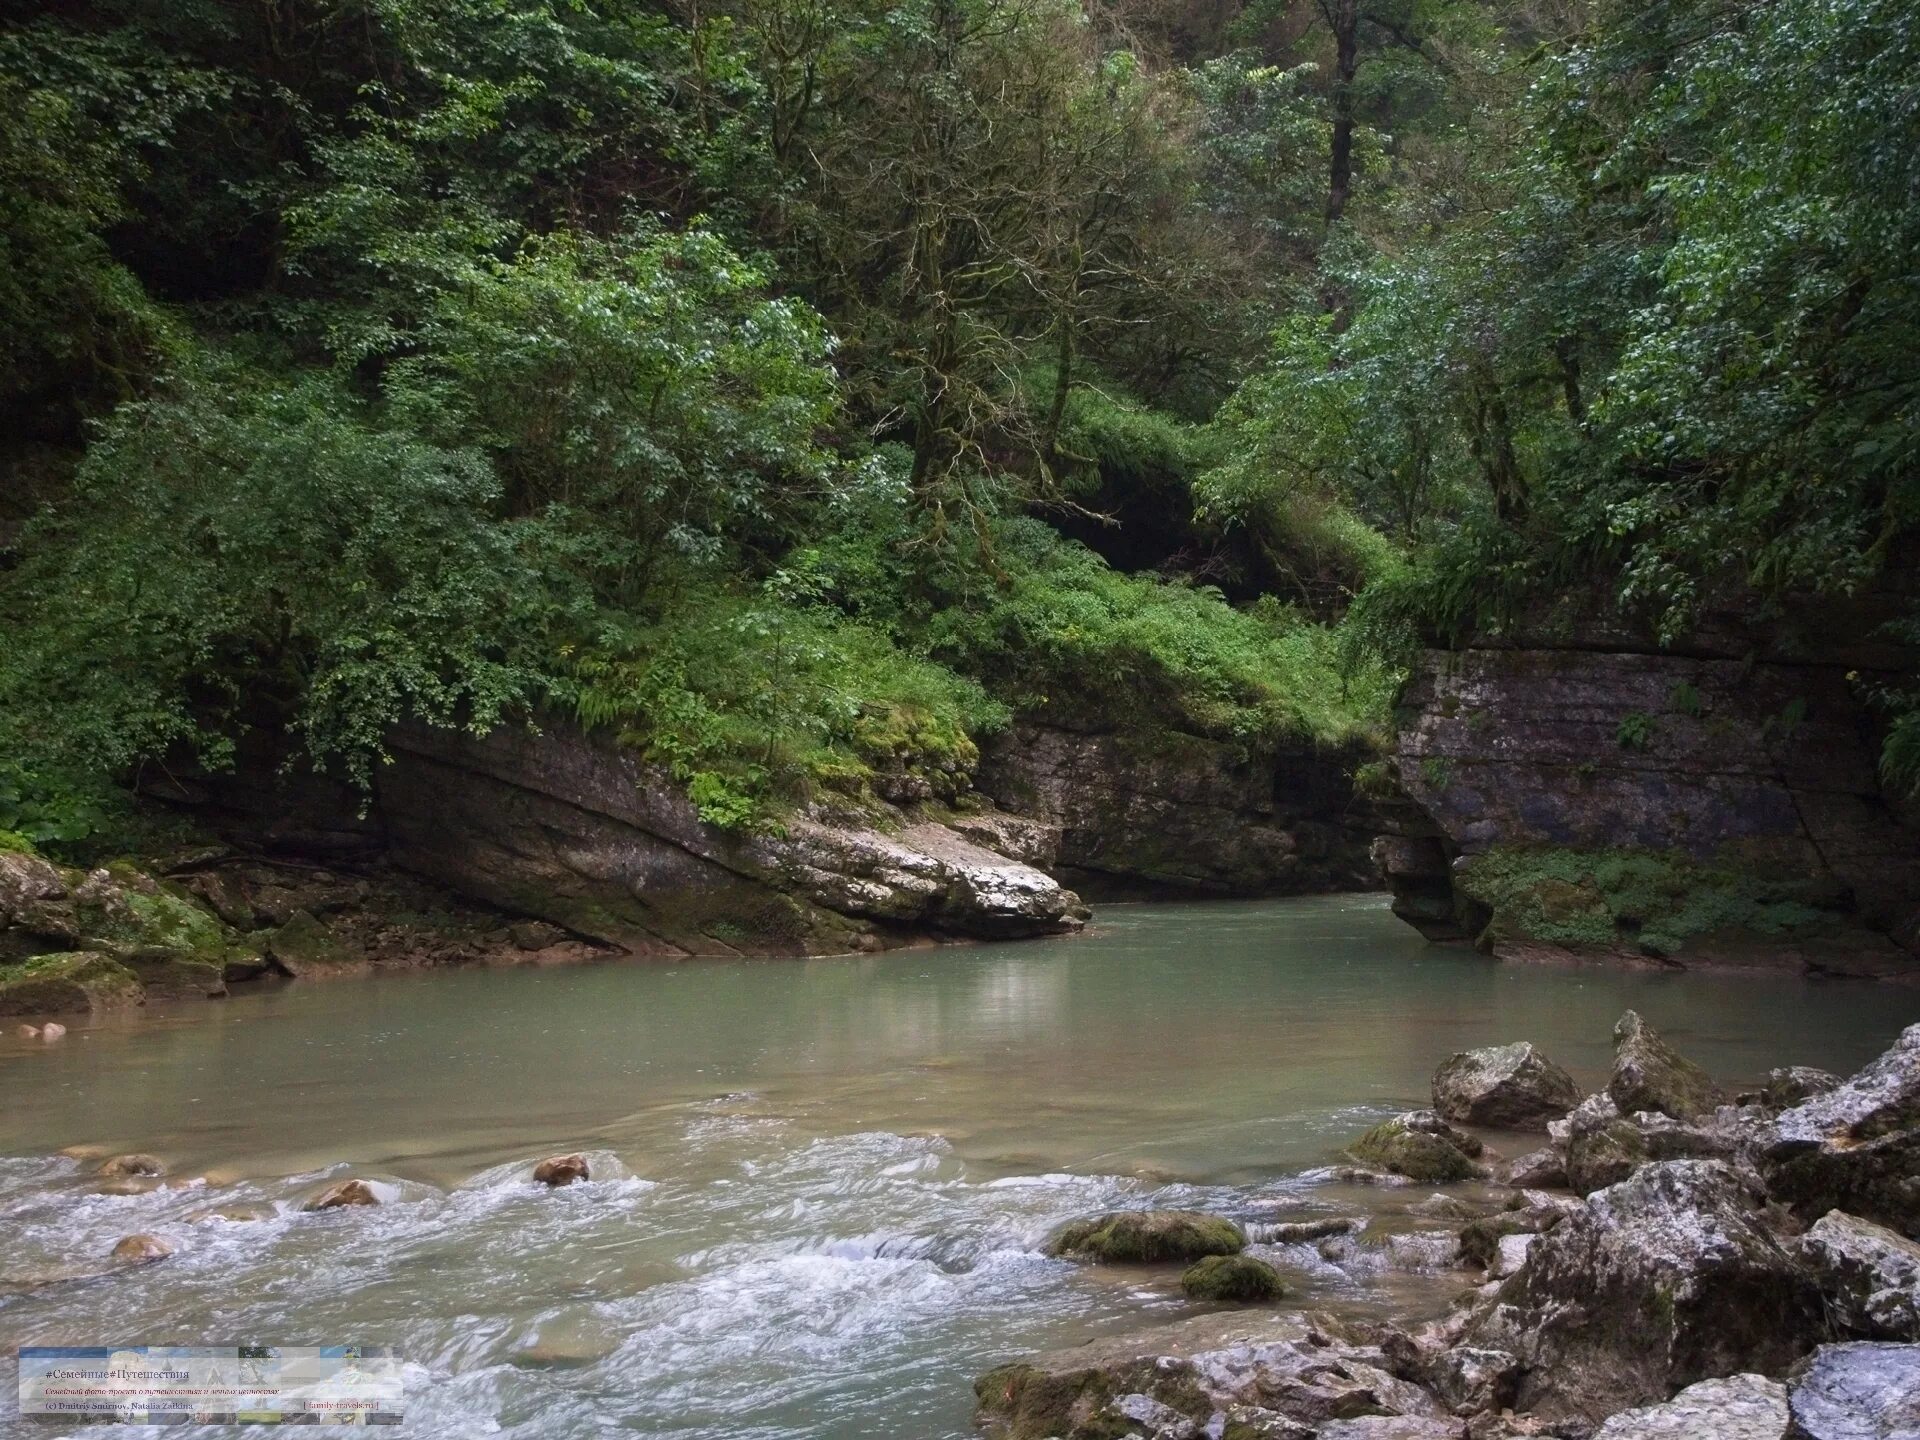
[1553,1093,1653,1195]
[0,952,144,1016]
[1046,1209,1246,1264]
[1346,1112,1482,1184]
[1609,1010,1724,1120]
[266,910,365,976]
[1181,1254,1285,1302]
[123,953,228,999]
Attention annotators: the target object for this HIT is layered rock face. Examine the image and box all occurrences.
[1376,638,1920,974]
[380,723,1087,956]
[977,720,1379,897]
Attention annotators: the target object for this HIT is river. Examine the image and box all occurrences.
[1,894,1913,1437]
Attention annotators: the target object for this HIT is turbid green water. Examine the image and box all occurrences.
[1,894,1914,1437]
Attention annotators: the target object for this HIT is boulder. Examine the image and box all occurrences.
[974,1311,1443,1440]
[533,1154,589,1187]
[1181,1254,1285,1302]
[0,952,144,1017]
[1762,1066,1841,1110]
[1609,1011,1725,1120]
[1765,1022,1920,1238]
[1458,1206,1569,1269]
[109,1234,175,1265]
[1426,1346,1520,1416]
[1505,1148,1569,1190]
[302,1179,379,1211]
[1045,1210,1245,1264]
[266,911,366,977]
[1799,1211,1920,1341]
[1786,1342,1920,1440]
[1463,1161,1824,1428]
[1347,1112,1483,1184]
[1432,1043,1580,1130]
[1552,1094,1650,1195]
[98,1153,166,1178]
[1591,1373,1788,1440]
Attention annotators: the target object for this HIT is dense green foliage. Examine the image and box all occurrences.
[1,0,1915,842]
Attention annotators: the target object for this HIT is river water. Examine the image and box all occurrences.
[1,894,1914,1437]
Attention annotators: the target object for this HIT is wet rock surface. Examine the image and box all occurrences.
[1045,1210,1246,1264]
[1590,1373,1788,1440]
[1764,1023,1920,1238]
[1347,1112,1484,1185]
[1799,1211,1920,1341]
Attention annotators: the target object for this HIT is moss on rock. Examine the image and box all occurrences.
[1347,1115,1480,1184]
[1046,1209,1246,1264]
[1181,1254,1285,1302]
[0,951,144,1016]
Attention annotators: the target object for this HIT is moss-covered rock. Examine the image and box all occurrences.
[1180,1254,1285,1302]
[0,952,144,1016]
[123,953,228,999]
[1346,1112,1481,1184]
[266,910,366,976]
[1046,1209,1246,1264]
[1609,1010,1725,1120]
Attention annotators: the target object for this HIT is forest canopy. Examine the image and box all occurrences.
[1,0,1915,845]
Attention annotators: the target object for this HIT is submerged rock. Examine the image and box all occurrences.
[1591,1373,1788,1440]
[1432,1043,1579,1130]
[1786,1342,1920,1440]
[1609,1010,1724,1120]
[1045,1210,1245,1264]
[1347,1112,1483,1184]
[1765,1022,1920,1238]
[1799,1210,1920,1341]
[1181,1254,1285,1302]
[109,1234,174,1265]
[1463,1160,1823,1428]
[302,1179,379,1211]
[39,1020,66,1040]
[98,1153,167,1178]
[532,1154,590,1187]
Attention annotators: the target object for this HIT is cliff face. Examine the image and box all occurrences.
[976,720,1379,898]
[1378,643,1920,976]
[377,724,1087,956]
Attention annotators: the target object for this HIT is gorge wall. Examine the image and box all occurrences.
[1377,625,1920,977]
[976,720,1379,899]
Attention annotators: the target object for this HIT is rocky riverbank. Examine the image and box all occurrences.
[974,1014,1920,1439]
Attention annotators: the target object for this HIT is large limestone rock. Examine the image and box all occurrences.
[1464,1160,1824,1428]
[1765,1023,1920,1238]
[974,1312,1443,1440]
[1786,1342,1920,1440]
[381,722,1087,955]
[1799,1211,1920,1340]
[1432,1042,1580,1129]
[975,719,1381,898]
[1551,1093,1650,1195]
[1591,1373,1788,1440]
[1373,637,1920,973]
[1609,1011,1725,1120]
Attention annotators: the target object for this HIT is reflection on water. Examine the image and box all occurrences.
[0,895,1913,1438]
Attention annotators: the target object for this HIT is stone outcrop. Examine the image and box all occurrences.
[976,720,1379,898]
[1462,1160,1824,1427]
[380,723,1087,956]
[1764,1022,1920,1237]
[1373,634,1920,973]
[1432,1042,1580,1130]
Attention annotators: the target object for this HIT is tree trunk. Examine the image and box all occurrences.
[1324,0,1358,225]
